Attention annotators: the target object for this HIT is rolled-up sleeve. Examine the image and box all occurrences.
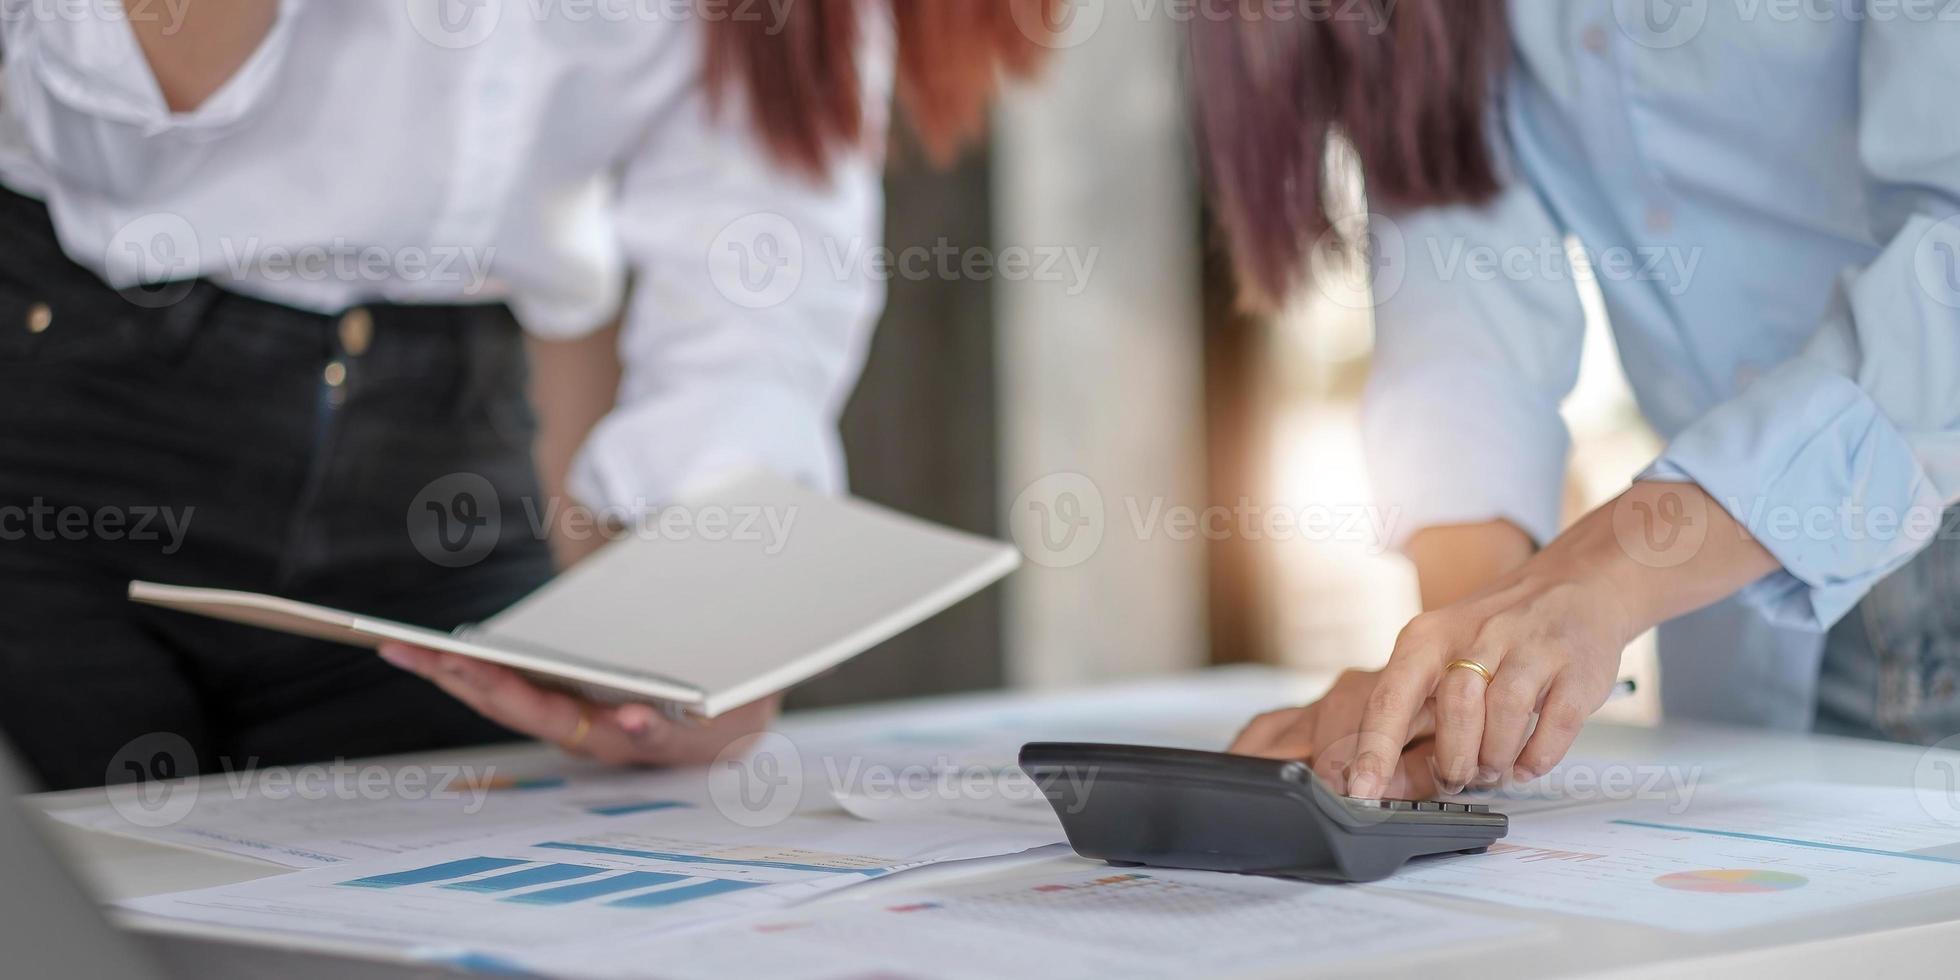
[566,22,892,511]
[2,0,298,137]
[1642,22,1960,631]
[1362,170,1587,551]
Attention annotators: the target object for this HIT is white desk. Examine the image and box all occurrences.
[27,667,1960,979]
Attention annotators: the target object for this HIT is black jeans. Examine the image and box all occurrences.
[0,187,556,790]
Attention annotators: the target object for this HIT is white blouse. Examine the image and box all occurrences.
[0,0,892,512]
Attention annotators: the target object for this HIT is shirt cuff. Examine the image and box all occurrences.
[567,383,844,515]
[1362,365,1570,552]
[1642,357,1946,632]
[18,0,298,136]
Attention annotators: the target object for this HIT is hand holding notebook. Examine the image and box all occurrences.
[129,474,1020,762]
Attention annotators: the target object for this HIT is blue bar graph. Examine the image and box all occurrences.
[537,841,883,875]
[340,856,529,889]
[584,801,692,817]
[501,871,692,906]
[439,863,604,893]
[606,878,764,908]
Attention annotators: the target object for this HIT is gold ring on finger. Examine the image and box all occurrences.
[561,708,593,751]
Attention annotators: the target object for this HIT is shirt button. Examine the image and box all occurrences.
[25,302,53,334]
[323,361,348,388]
[338,307,374,357]
[1583,24,1609,54]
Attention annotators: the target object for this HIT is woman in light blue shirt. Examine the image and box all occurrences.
[1206,3,1960,797]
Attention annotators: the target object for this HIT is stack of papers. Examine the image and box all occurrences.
[538,865,1538,980]
[120,803,1063,962]
[68,671,1960,975]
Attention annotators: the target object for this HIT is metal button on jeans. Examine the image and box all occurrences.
[338,307,374,356]
[323,359,349,408]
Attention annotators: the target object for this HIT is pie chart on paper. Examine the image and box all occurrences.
[1653,869,1809,894]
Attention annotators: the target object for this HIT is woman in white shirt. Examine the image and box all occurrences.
[0,1,1052,789]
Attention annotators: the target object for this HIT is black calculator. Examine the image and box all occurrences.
[1019,742,1508,883]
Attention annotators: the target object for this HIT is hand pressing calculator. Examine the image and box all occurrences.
[1019,742,1508,883]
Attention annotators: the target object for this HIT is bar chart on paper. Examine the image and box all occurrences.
[336,852,779,909]
[121,807,1063,959]
[121,830,882,951]
[328,831,894,913]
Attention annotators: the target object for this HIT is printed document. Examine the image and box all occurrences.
[121,803,1060,958]
[531,864,1538,980]
[1369,782,1960,931]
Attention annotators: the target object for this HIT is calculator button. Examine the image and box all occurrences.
[1441,803,1468,812]
[1386,800,1415,810]
[1465,803,1491,813]
[1414,801,1443,811]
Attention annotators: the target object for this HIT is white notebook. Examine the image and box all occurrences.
[128,474,1020,717]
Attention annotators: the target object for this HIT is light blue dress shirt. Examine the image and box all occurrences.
[1360,3,1960,728]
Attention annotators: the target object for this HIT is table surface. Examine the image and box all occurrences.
[26,666,1960,979]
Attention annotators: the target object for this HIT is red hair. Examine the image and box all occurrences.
[702,0,1062,177]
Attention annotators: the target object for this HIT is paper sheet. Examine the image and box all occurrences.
[791,668,1316,829]
[831,773,1063,830]
[120,804,1060,959]
[1445,753,1725,815]
[52,668,1316,868]
[51,764,719,869]
[532,864,1538,980]
[1369,782,1960,932]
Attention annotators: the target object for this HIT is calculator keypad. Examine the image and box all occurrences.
[1342,798,1491,813]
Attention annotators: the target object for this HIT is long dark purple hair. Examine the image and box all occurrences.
[1188,1,1513,309]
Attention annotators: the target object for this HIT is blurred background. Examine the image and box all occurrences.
[531,6,1664,723]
